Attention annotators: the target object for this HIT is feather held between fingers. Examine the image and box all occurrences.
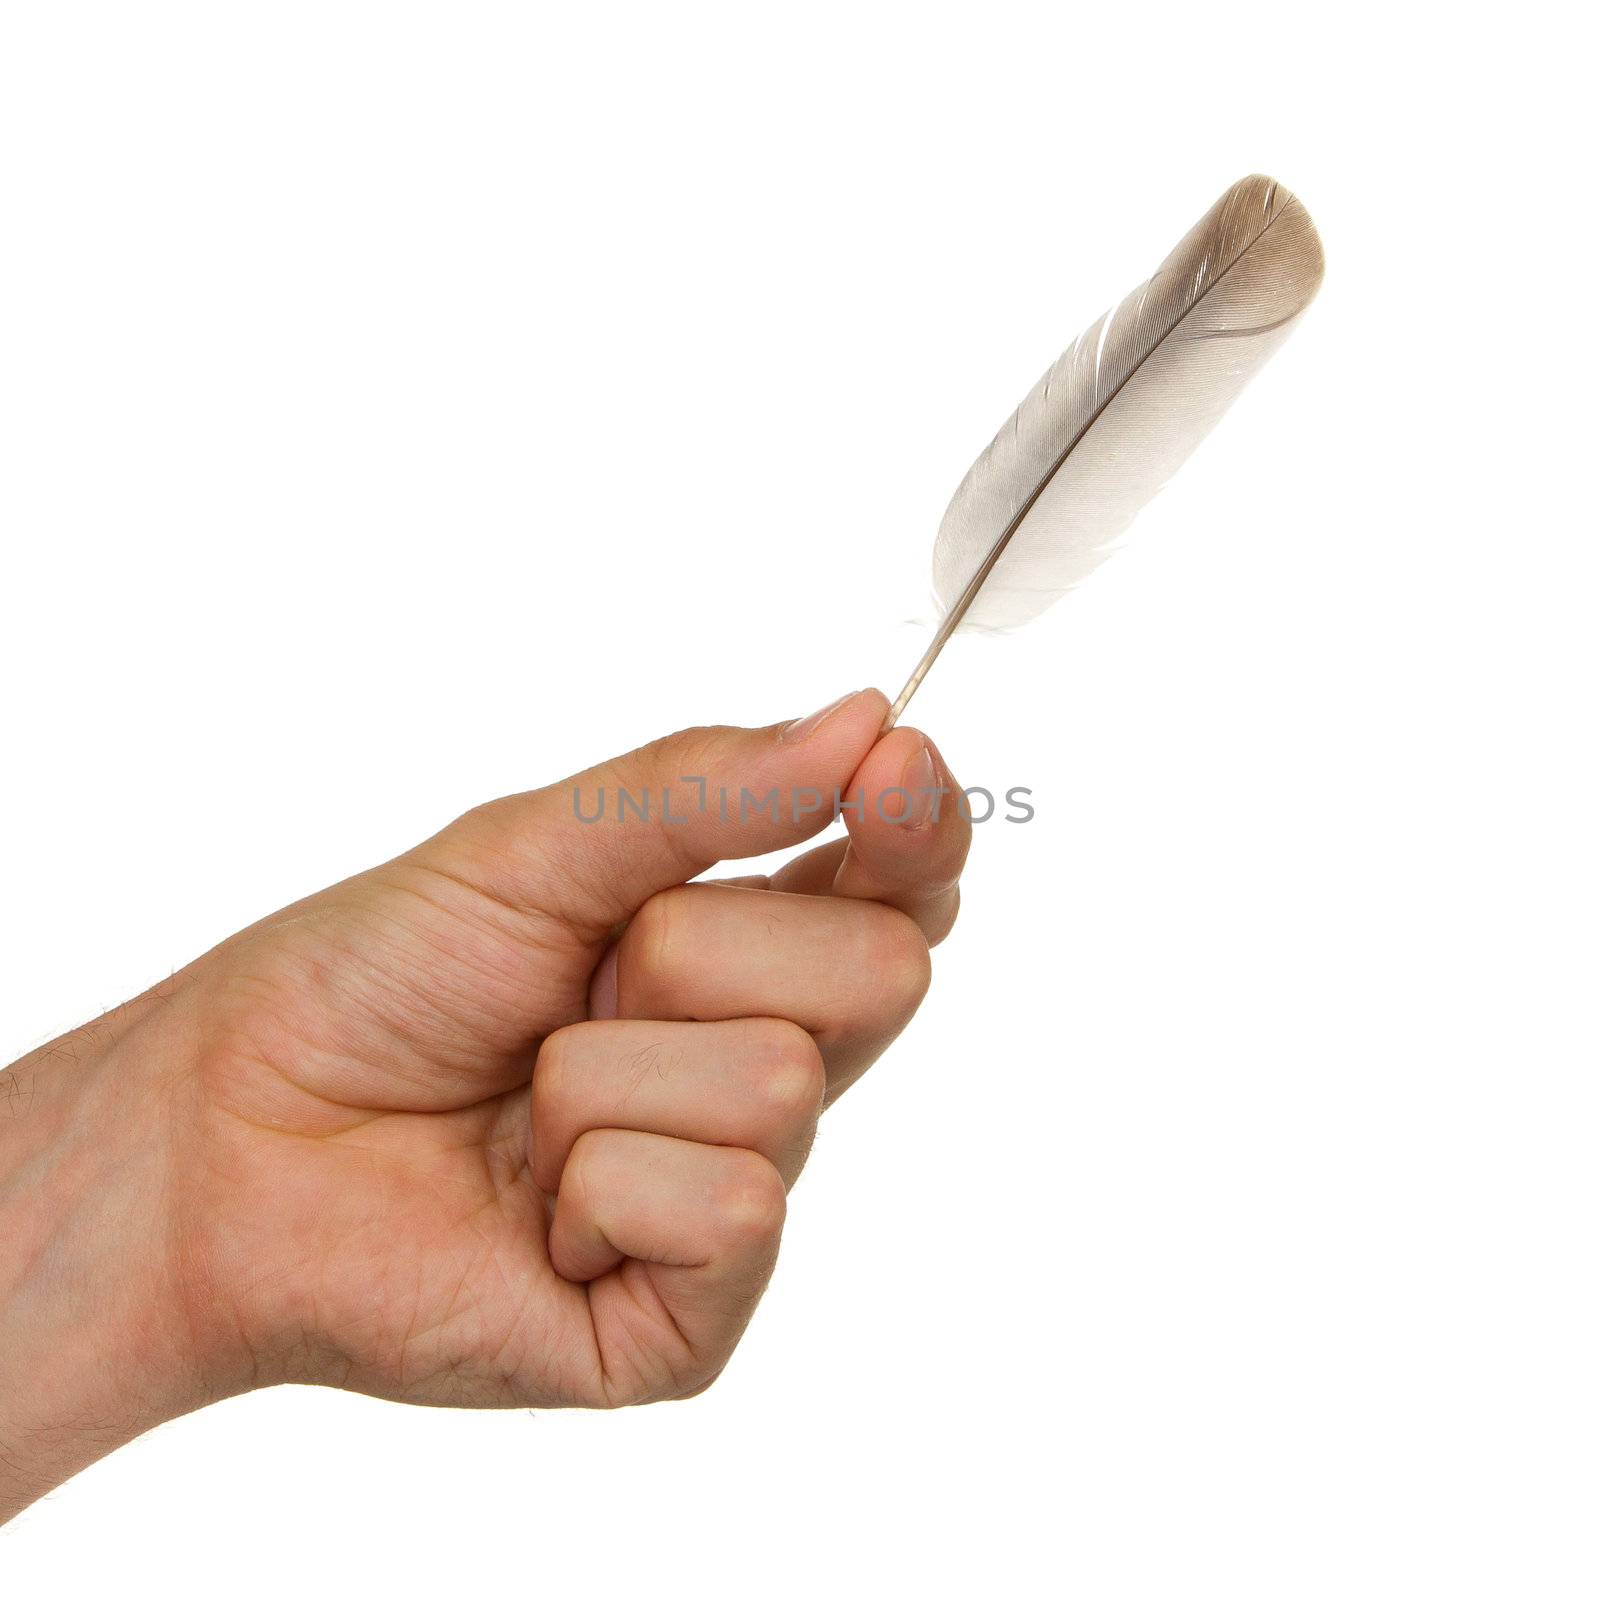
[885,174,1325,728]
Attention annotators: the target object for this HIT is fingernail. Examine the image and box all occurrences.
[780,689,860,743]
[900,739,938,828]
[926,737,956,792]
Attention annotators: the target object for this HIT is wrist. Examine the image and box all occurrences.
[0,996,240,1521]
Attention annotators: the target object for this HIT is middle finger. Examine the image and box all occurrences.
[603,882,932,1100]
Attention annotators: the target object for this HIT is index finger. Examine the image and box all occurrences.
[767,727,970,944]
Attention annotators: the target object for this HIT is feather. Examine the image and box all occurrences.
[885,174,1324,726]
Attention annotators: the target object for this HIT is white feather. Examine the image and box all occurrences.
[887,175,1324,724]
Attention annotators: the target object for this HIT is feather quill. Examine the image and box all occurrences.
[886,174,1324,726]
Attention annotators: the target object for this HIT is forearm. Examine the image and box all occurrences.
[0,1009,218,1523]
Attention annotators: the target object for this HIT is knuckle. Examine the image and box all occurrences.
[643,723,728,774]
[618,725,736,809]
[862,904,933,1009]
[749,1021,825,1124]
[432,796,501,853]
[532,1023,580,1114]
[621,885,692,999]
[424,795,521,882]
[711,1151,787,1246]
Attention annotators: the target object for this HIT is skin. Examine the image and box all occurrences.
[0,688,970,1522]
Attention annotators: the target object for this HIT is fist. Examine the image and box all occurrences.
[87,689,970,1412]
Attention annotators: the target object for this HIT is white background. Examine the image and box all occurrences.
[2,3,1596,1595]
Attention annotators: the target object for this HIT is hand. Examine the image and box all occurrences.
[0,689,969,1518]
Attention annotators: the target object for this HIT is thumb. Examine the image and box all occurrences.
[419,688,888,936]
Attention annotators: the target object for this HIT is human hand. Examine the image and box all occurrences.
[0,689,968,1517]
